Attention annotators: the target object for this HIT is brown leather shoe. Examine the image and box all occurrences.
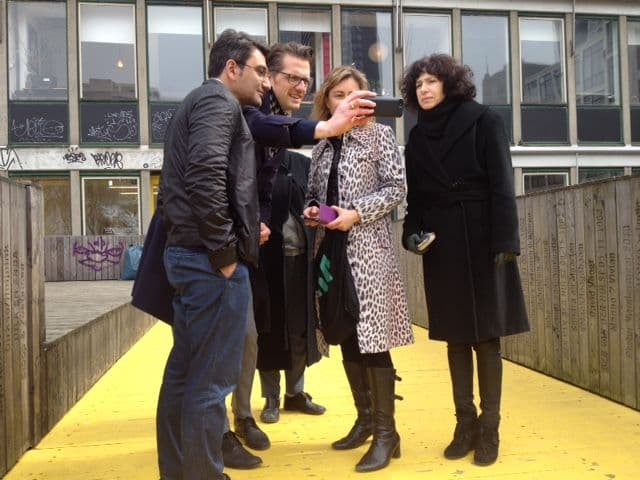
[283,392,326,415]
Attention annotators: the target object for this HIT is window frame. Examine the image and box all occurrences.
[212,3,269,44]
[81,174,142,235]
[78,2,139,101]
[522,170,569,194]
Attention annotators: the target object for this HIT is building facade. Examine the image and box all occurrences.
[1,0,640,235]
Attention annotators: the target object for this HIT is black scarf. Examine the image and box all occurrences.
[267,90,288,160]
[417,97,461,138]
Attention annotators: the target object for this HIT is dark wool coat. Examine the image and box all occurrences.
[252,150,321,371]
[403,100,529,344]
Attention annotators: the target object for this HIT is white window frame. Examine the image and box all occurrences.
[519,16,567,104]
[522,171,569,193]
[81,175,141,235]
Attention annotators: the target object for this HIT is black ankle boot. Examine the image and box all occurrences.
[355,368,400,473]
[444,418,478,459]
[333,361,373,450]
[473,423,499,466]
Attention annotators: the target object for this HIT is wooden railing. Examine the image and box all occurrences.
[394,175,640,411]
[1,178,155,477]
[44,235,145,281]
[0,178,44,476]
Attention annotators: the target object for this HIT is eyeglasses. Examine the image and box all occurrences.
[238,62,269,79]
[272,70,313,89]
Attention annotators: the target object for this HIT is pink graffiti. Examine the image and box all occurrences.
[73,237,124,271]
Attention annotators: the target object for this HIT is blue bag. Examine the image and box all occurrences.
[121,244,143,280]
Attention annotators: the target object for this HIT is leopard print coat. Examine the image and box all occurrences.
[308,122,414,354]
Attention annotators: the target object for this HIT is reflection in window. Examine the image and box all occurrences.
[628,21,640,105]
[523,171,568,194]
[520,18,566,104]
[148,5,204,102]
[8,1,67,100]
[82,177,140,235]
[462,15,510,105]
[403,13,451,66]
[12,176,71,234]
[279,8,332,100]
[342,10,393,96]
[578,167,624,184]
[79,3,136,100]
[575,18,619,105]
[214,7,268,44]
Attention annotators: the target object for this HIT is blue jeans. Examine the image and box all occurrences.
[157,246,250,480]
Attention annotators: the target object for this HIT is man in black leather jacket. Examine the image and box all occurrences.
[155,30,270,480]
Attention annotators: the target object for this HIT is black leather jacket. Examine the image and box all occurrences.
[159,79,259,268]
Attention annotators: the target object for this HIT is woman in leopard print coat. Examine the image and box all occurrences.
[303,66,414,473]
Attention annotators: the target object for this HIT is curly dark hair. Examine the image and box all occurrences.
[400,54,476,111]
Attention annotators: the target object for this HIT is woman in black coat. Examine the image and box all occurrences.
[400,54,529,467]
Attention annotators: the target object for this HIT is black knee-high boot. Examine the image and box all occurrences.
[444,342,478,459]
[474,338,502,466]
[332,361,373,450]
[355,367,400,472]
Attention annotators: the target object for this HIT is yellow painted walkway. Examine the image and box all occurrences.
[5,323,640,480]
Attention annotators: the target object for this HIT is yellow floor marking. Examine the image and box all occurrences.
[5,323,640,479]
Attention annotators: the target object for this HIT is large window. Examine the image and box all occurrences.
[8,1,68,144]
[520,17,568,143]
[214,6,268,44]
[79,3,136,101]
[279,7,332,103]
[462,13,511,140]
[629,20,640,143]
[578,167,624,183]
[342,10,393,97]
[11,175,71,235]
[523,170,569,194]
[402,13,451,141]
[147,5,204,144]
[575,18,621,143]
[403,13,451,66]
[82,177,141,235]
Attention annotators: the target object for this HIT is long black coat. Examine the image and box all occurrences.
[252,150,321,371]
[403,100,529,344]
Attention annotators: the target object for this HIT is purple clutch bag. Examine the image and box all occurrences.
[318,203,338,224]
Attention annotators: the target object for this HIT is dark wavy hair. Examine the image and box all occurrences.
[400,54,476,111]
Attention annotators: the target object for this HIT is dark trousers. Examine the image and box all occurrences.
[447,338,502,427]
[157,247,250,480]
[260,254,308,398]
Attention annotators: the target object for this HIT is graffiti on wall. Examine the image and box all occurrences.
[87,111,138,142]
[0,147,22,170]
[63,147,87,164]
[91,151,124,169]
[11,117,65,143]
[73,237,124,271]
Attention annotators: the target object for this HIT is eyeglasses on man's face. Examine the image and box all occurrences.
[238,62,269,79]
[272,70,313,89]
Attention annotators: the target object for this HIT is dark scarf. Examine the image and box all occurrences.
[417,97,461,138]
[267,90,288,159]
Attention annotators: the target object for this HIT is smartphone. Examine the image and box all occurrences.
[318,204,338,224]
[372,96,404,117]
[416,232,436,253]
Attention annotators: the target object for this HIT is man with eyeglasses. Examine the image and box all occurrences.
[154,29,270,480]
[220,42,376,462]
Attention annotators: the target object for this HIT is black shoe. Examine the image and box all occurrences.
[234,417,270,450]
[444,419,478,459]
[221,431,262,469]
[260,396,280,423]
[473,425,499,466]
[283,392,326,415]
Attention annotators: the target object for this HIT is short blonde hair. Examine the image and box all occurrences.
[311,66,369,121]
